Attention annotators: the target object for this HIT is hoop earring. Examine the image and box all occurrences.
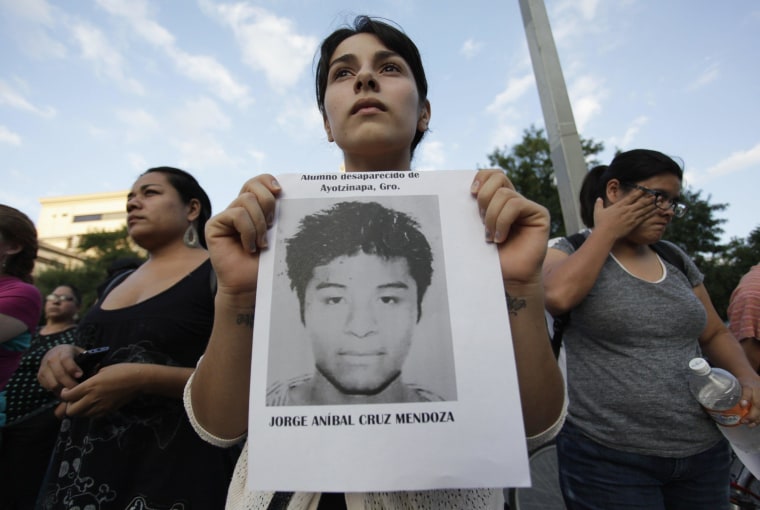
[183,224,200,248]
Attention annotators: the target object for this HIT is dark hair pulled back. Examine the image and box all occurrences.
[142,167,212,248]
[0,204,38,283]
[315,15,429,159]
[579,149,683,228]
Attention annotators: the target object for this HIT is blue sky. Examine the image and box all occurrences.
[2,0,759,244]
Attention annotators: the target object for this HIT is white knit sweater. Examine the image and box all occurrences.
[183,370,566,510]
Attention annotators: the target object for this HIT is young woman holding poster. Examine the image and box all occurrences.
[184,15,566,509]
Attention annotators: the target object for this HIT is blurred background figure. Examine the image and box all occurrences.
[0,204,42,424]
[0,284,81,510]
[729,264,760,372]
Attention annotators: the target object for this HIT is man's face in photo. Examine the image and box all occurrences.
[303,251,419,395]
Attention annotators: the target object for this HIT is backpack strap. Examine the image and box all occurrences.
[550,233,587,358]
[651,241,687,277]
[566,232,587,251]
[551,314,568,359]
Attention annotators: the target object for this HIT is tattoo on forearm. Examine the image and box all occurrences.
[236,313,254,328]
[506,293,527,316]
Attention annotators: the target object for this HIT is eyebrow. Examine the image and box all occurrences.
[377,282,410,291]
[328,50,402,71]
[127,183,164,199]
[315,282,345,290]
[314,281,409,291]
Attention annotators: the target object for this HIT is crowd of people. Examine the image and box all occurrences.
[0,14,757,510]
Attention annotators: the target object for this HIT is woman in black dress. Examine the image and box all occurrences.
[37,167,239,509]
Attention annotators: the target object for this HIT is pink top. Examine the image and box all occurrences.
[0,275,42,389]
[728,264,760,341]
[0,275,42,332]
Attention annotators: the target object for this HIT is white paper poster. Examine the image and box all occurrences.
[721,427,760,479]
[248,170,530,492]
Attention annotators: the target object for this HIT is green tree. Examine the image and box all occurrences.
[487,125,604,238]
[77,227,139,266]
[35,227,144,315]
[662,188,728,261]
[697,225,760,320]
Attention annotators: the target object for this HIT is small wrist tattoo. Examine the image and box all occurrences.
[506,293,527,316]
[236,313,254,328]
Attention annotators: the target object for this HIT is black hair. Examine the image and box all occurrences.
[579,149,683,228]
[286,201,433,322]
[0,204,38,283]
[56,284,82,306]
[106,257,144,277]
[579,165,607,228]
[142,167,212,248]
[315,15,429,159]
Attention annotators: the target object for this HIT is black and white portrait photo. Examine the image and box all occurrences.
[248,171,528,492]
[265,196,457,406]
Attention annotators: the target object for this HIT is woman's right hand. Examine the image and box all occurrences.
[592,187,654,240]
[38,343,86,395]
[205,174,282,296]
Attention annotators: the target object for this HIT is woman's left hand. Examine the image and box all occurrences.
[471,170,550,290]
[739,375,760,426]
[58,363,142,418]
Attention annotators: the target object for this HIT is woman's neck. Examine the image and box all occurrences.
[343,150,412,173]
[611,238,655,263]
[144,239,206,262]
[40,321,76,335]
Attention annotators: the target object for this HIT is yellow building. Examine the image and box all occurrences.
[35,190,129,272]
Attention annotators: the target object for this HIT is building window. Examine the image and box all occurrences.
[72,214,103,222]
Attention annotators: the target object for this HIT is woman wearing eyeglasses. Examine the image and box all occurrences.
[542,148,760,509]
[0,285,80,509]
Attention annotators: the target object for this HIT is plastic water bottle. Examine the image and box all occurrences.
[688,357,760,453]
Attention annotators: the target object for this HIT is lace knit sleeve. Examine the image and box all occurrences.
[183,365,246,448]
[526,392,567,452]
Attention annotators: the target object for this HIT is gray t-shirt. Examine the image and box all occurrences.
[552,234,722,457]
